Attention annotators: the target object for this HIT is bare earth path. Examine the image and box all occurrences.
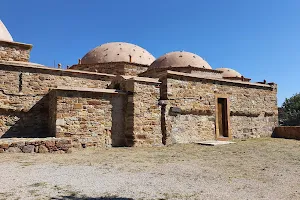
[0,138,300,200]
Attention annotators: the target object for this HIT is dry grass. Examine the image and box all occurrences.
[0,138,300,199]
[2,137,300,169]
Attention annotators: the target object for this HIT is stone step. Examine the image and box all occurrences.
[198,140,236,146]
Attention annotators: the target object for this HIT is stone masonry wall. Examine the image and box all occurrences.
[70,62,149,76]
[0,41,32,62]
[50,89,126,148]
[0,63,114,138]
[123,80,161,146]
[123,64,149,76]
[190,70,223,79]
[71,63,124,75]
[162,76,278,144]
[0,138,72,153]
[140,67,223,79]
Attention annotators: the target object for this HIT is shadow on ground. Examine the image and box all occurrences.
[51,196,134,200]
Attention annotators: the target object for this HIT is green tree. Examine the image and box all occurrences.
[280,93,300,126]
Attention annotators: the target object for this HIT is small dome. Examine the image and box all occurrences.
[81,42,155,65]
[149,51,212,69]
[0,20,13,42]
[216,68,242,78]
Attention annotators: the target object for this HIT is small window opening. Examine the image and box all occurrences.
[19,73,23,92]
[114,83,121,90]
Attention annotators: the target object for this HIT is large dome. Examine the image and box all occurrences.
[216,68,242,78]
[81,42,155,65]
[0,20,13,42]
[149,51,212,69]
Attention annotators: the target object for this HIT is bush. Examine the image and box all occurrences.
[280,93,300,126]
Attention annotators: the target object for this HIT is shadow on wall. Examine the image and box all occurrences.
[109,81,135,147]
[0,89,136,148]
[1,94,51,138]
[51,195,134,200]
[111,95,127,147]
[122,93,135,147]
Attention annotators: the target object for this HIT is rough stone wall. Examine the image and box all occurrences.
[0,41,32,62]
[162,76,278,144]
[0,64,114,138]
[190,70,223,79]
[0,138,72,153]
[49,91,57,137]
[70,63,124,75]
[230,115,276,139]
[123,64,148,76]
[70,62,148,76]
[50,90,126,148]
[123,80,161,146]
[0,95,49,138]
[139,67,223,79]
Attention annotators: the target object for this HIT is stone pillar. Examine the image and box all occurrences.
[123,78,162,147]
[0,40,32,62]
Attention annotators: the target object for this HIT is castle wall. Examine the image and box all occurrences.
[50,89,126,148]
[161,72,278,144]
[0,41,32,62]
[0,63,114,138]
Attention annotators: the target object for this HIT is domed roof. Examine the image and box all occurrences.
[216,68,242,78]
[81,42,155,65]
[0,20,13,42]
[149,51,212,70]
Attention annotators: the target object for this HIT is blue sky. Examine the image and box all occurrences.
[1,0,300,105]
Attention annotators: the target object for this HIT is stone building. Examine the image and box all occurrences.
[0,20,278,150]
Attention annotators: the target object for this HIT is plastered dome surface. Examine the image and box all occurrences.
[81,42,155,65]
[149,51,212,70]
[0,20,13,42]
[216,68,242,78]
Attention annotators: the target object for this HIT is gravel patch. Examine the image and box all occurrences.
[0,138,300,200]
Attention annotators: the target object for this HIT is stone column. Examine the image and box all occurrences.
[123,78,162,147]
[0,40,32,62]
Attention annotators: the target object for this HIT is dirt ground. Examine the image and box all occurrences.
[0,138,300,200]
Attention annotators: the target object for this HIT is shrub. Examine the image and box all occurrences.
[280,93,300,126]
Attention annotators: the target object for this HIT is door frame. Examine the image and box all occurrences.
[215,94,232,140]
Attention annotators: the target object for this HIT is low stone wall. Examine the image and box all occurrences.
[273,126,300,140]
[140,67,223,79]
[0,41,32,62]
[70,62,149,76]
[0,138,72,153]
[70,63,124,75]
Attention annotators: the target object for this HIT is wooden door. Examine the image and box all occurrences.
[217,98,228,137]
